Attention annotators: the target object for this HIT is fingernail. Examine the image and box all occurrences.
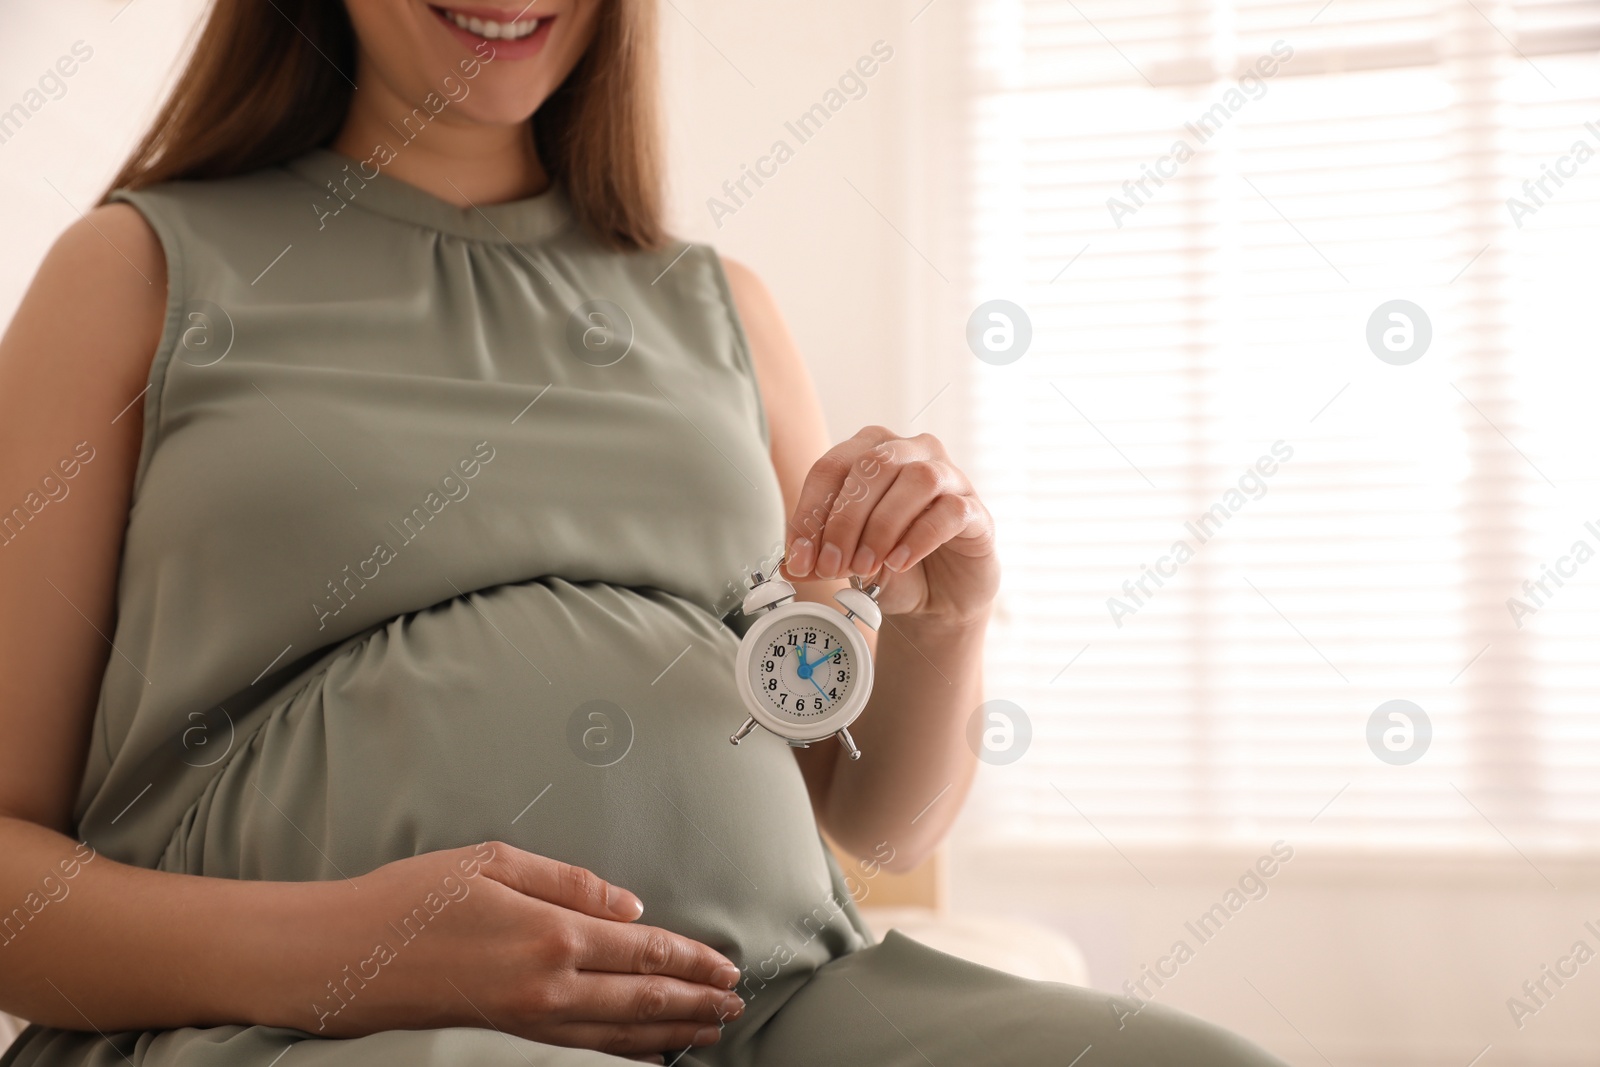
[788,537,814,575]
[884,545,911,572]
[719,993,745,1019]
[850,546,875,575]
[713,964,741,989]
[693,1025,721,1046]
[607,886,644,920]
[816,543,842,579]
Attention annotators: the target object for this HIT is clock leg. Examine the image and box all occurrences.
[730,716,759,746]
[836,726,862,761]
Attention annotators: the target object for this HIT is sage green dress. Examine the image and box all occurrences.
[2,150,1285,1067]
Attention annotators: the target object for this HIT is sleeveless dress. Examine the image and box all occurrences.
[1,150,1286,1067]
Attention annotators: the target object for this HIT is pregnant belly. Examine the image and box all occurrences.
[164,578,864,974]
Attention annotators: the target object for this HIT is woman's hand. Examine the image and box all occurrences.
[781,426,998,623]
[286,842,743,1060]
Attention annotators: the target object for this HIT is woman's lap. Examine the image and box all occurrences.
[3,1023,621,1067]
[729,929,1290,1067]
[4,931,1286,1067]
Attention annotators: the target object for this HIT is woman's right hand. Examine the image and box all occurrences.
[280,842,744,1058]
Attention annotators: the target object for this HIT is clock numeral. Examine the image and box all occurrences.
[786,634,798,646]
[772,645,786,658]
[804,632,817,644]
[767,678,778,690]
[829,688,838,699]
[836,670,846,683]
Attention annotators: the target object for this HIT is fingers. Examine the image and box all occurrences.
[474,841,644,921]
[846,458,966,576]
[575,915,742,990]
[784,426,898,578]
[550,1020,723,1059]
[785,429,985,581]
[569,972,744,1027]
[883,492,987,573]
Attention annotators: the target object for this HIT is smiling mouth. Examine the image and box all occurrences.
[429,5,544,41]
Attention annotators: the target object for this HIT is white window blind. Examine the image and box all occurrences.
[961,0,1600,851]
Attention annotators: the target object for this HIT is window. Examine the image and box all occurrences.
[962,0,1600,851]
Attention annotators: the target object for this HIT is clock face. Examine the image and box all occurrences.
[749,618,855,722]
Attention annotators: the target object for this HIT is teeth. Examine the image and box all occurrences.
[445,10,541,40]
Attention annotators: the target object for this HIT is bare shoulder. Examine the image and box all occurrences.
[0,203,167,435]
[717,254,766,303]
[37,202,167,358]
[45,202,165,300]
[717,253,830,492]
[718,254,810,394]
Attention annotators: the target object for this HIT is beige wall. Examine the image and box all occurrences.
[659,3,907,441]
[0,1,209,324]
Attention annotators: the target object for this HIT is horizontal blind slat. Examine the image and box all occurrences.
[964,0,1600,849]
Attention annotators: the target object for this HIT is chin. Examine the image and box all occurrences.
[416,5,579,122]
[456,72,566,125]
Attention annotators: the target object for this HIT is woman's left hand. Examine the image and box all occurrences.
[781,426,999,623]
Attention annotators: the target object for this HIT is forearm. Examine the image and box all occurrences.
[0,815,342,1031]
[816,611,987,869]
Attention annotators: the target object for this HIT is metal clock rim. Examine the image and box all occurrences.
[735,601,875,742]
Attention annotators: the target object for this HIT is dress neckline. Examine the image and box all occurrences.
[285,147,573,245]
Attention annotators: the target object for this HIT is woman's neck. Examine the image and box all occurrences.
[331,67,548,208]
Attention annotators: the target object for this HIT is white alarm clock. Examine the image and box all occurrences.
[729,567,881,760]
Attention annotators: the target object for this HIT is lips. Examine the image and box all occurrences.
[429,5,542,41]
[427,3,557,60]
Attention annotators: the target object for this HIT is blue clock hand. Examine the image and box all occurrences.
[809,675,829,699]
[814,647,842,665]
[795,644,809,668]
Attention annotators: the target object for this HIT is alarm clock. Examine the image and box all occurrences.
[729,567,881,760]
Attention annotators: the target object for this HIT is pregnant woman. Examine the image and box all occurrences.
[0,2,1286,1064]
